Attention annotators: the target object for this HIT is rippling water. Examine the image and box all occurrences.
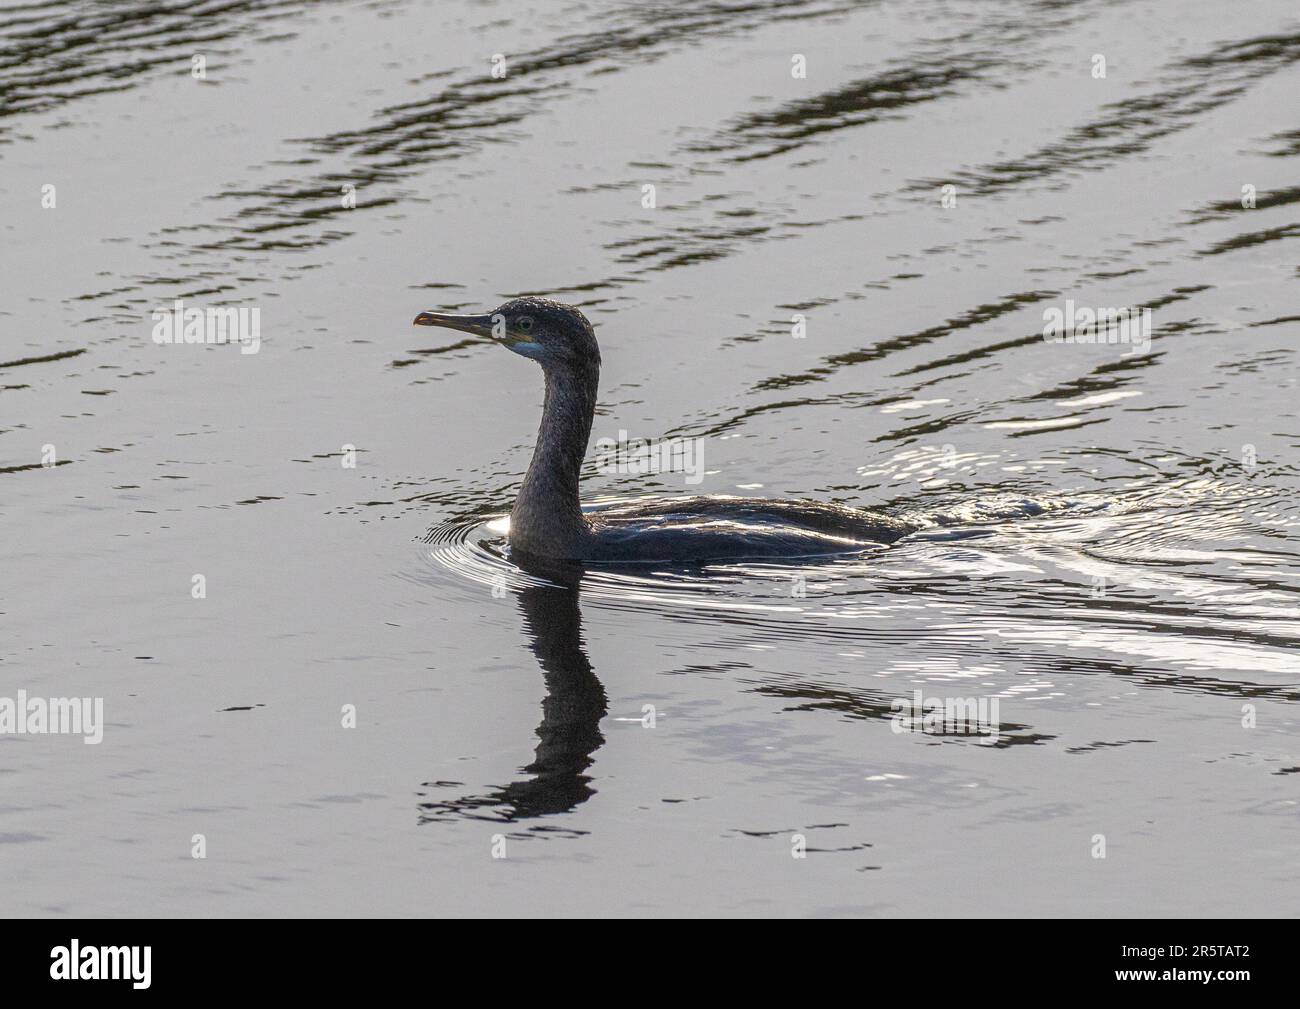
[3,0,1297,916]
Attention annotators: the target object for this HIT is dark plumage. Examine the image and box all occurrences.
[414,298,915,562]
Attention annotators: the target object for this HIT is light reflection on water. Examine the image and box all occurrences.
[3,0,1298,915]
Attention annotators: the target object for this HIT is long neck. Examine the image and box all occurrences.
[510,362,599,556]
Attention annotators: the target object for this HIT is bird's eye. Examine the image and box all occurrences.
[517,316,534,333]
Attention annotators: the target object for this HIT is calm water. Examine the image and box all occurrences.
[2,0,1298,917]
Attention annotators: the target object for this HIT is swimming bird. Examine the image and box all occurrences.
[414,298,915,562]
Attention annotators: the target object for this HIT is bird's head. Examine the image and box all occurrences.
[414,297,599,372]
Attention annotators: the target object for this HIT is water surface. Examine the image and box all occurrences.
[2,0,1298,916]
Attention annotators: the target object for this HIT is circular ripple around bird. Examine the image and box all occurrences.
[414,508,898,617]
[410,477,1300,653]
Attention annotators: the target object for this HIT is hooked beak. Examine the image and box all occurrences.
[412,310,497,339]
[413,308,546,360]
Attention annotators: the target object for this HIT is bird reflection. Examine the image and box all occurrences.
[418,559,607,824]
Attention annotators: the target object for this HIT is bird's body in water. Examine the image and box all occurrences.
[414,298,915,563]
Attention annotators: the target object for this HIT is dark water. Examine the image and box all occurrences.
[2,0,1298,916]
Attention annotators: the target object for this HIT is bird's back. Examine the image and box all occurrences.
[574,496,915,563]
